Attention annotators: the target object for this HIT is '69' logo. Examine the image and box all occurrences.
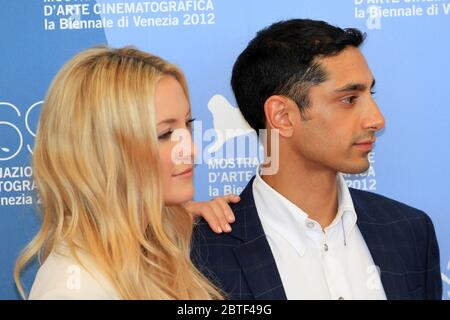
[0,101,42,161]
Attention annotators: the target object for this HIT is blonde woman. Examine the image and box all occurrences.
[14,47,238,299]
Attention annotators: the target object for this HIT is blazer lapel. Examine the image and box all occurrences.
[228,182,412,299]
[229,177,287,300]
[351,189,409,299]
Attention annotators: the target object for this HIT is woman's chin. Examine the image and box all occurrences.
[164,184,195,206]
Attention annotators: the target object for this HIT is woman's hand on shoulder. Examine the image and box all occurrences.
[184,195,240,234]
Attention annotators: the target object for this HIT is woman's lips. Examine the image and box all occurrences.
[172,166,194,177]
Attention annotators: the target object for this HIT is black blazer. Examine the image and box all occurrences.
[191,177,442,300]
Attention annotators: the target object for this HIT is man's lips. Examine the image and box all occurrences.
[354,139,375,150]
[172,166,194,177]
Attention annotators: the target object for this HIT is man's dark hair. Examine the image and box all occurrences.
[231,19,365,133]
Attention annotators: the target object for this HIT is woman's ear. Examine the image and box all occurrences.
[264,95,295,138]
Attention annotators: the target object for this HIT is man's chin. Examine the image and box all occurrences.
[339,161,370,174]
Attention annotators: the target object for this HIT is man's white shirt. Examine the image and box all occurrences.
[252,169,387,300]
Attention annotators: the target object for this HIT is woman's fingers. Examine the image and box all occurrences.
[185,201,226,234]
[199,203,224,234]
[184,194,241,234]
[225,194,241,204]
[209,199,232,232]
[214,196,236,224]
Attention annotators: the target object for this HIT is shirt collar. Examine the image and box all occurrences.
[253,167,358,256]
[331,173,358,242]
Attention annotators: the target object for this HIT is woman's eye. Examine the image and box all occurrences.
[186,118,196,131]
[186,117,196,128]
[158,118,196,140]
[158,130,173,140]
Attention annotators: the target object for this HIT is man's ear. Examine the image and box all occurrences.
[264,95,294,138]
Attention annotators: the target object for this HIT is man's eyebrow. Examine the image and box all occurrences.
[334,78,376,93]
[157,111,192,126]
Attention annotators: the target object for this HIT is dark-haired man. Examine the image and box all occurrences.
[192,19,442,300]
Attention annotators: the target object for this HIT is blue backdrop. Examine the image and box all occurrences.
[1,0,449,299]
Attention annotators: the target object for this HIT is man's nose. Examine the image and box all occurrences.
[363,97,385,132]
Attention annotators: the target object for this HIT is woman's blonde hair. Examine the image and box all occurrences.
[14,46,222,299]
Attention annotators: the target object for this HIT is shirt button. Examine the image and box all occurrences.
[338,297,345,300]
[324,243,329,252]
[306,221,315,229]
